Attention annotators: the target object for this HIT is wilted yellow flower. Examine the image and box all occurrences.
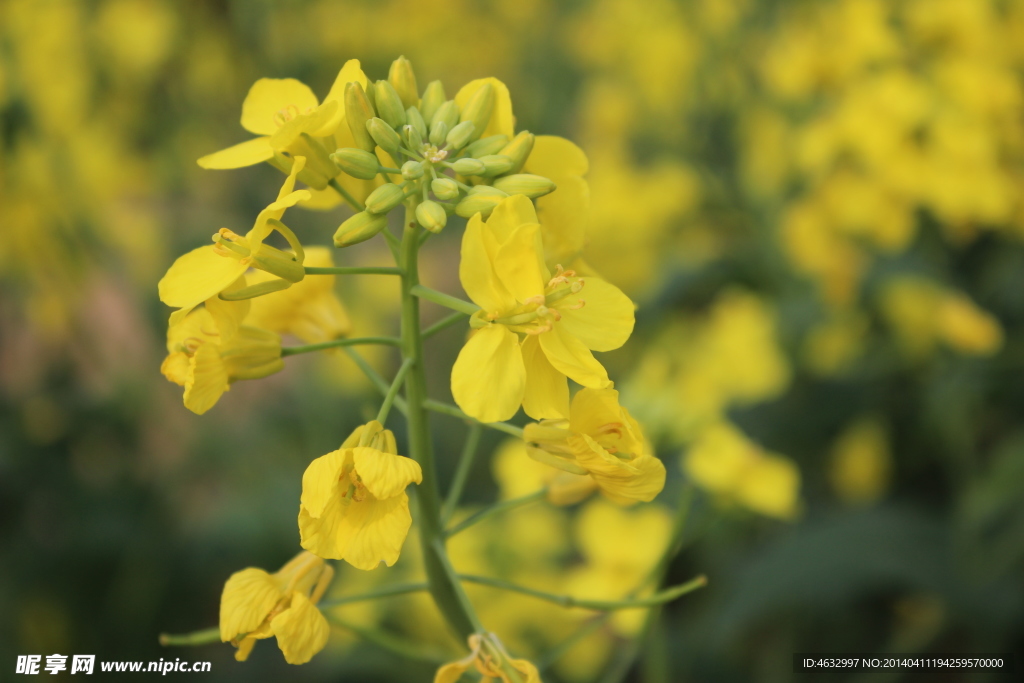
[685,421,801,519]
[435,633,541,683]
[220,551,334,664]
[160,279,283,415]
[452,195,635,423]
[158,158,310,323]
[829,418,891,505]
[524,388,665,505]
[299,421,422,570]
[247,246,352,344]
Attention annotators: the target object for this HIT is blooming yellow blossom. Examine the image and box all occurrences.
[160,278,282,415]
[524,136,590,270]
[220,551,334,664]
[246,246,352,344]
[158,158,311,324]
[524,388,665,505]
[435,633,541,683]
[452,195,635,423]
[299,421,422,570]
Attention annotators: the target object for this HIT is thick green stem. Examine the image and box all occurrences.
[304,266,402,276]
[280,336,401,356]
[400,202,482,640]
[445,489,546,538]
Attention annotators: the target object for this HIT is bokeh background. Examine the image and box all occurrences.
[3,0,1024,680]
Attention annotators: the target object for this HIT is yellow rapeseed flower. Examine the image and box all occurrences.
[435,633,542,683]
[220,551,334,664]
[452,195,635,423]
[524,388,666,505]
[299,421,422,570]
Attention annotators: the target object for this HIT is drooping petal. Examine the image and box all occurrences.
[555,277,635,352]
[270,591,330,665]
[434,655,475,683]
[454,77,515,139]
[324,494,413,571]
[494,223,548,304]
[521,335,570,420]
[219,568,282,642]
[197,137,275,169]
[158,245,247,310]
[460,213,516,314]
[452,325,526,423]
[160,352,191,386]
[300,449,347,519]
[298,494,349,560]
[567,387,623,437]
[183,342,229,415]
[573,435,666,505]
[241,78,319,135]
[352,447,423,500]
[538,325,610,388]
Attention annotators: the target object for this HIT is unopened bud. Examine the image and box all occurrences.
[366,118,401,157]
[406,106,427,141]
[459,82,494,143]
[451,157,485,176]
[420,81,446,123]
[330,148,380,180]
[373,80,407,130]
[429,120,448,147]
[401,160,424,180]
[402,124,424,151]
[344,83,377,152]
[388,56,419,108]
[364,183,406,214]
[466,134,510,158]
[446,121,476,151]
[430,100,460,132]
[478,155,514,177]
[492,173,556,198]
[334,211,388,247]
[415,200,448,233]
[455,185,508,218]
[431,177,460,200]
[499,131,535,174]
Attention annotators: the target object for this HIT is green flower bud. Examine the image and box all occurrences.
[430,100,460,132]
[388,56,419,108]
[455,185,508,218]
[478,154,514,177]
[334,211,389,247]
[364,183,407,214]
[366,118,401,157]
[429,120,448,147]
[459,82,494,144]
[344,82,377,153]
[420,81,446,123]
[415,200,448,233]
[446,121,476,151]
[451,157,485,176]
[402,124,424,151]
[492,173,556,198]
[431,177,460,200]
[499,131,535,174]
[330,148,380,180]
[402,160,424,180]
[406,106,427,141]
[374,80,407,130]
[466,134,510,158]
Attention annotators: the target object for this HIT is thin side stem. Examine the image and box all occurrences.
[423,311,469,339]
[304,266,402,276]
[318,582,429,608]
[328,178,365,211]
[342,348,408,417]
[382,227,402,262]
[158,628,219,647]
[411,284,480,316]
[423,399,524,438]
[326,615,449,664]
[445,489,546,538]
[441,424,483,525]
[377,358,415,424]
[458,574,707,612]
[281,337,402,357]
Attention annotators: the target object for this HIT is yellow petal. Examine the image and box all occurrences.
[434,657,474,683]
[486,194,538,243]
[521,335,569,420]
[568,387,622,436]
[538,325,610,388]
[460,213,516,314]
[494,223,548,304]
[204,275,250,340]
[578,444,666,505]
[219,568,282,642]
[301,493,413,570]
[536,176,589,267]
[319,59,370,133]
[270,592,330,665]
[197,137,274,169]
[454,77,515,139]
[555,277,634,352]
[299,186,344,210]
[183,342,228,415]
[527,135,589,178]
[300,449,347,519]
[160,352,191,386]
[158,245,247,310]
[241,78,319,136]
[352,447,423,500]
[736,455,801,520]
[452,325,526,423]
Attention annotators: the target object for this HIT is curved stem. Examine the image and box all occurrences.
[458,574,707,612]
[445,489,546,538]
[328,178,365,211]
[281,337,401,357]
[423,399,524,438]
[304,266,402,276]
[441,424,482,525]
[377,358,415,424]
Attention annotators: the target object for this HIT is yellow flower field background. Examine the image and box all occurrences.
[3,0,1023,681]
